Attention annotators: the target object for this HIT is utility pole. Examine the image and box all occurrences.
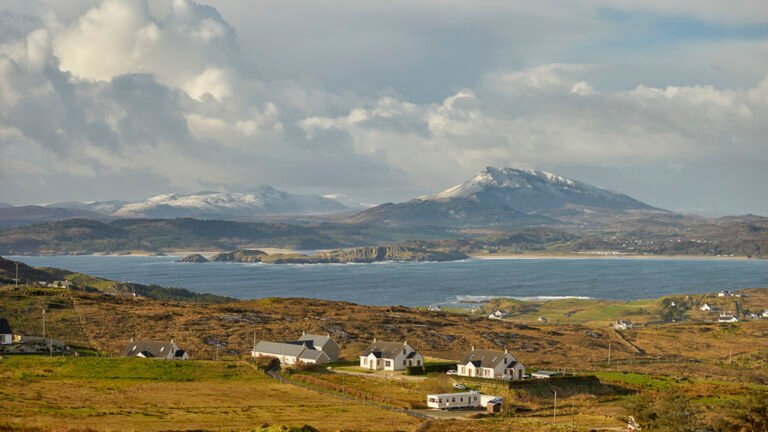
[553,390,557,425]
[342,373,346,413]
[42,307,46,339]
[15,262,19,289]
[608,342,612,367]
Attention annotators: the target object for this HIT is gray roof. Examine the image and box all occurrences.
[298,349,330,362]
[360,341,412,360]
[459,349,517,369]
[252,341,306,357]
[296,333,335,349]
[0,318,12,334]
[122,341,181,358]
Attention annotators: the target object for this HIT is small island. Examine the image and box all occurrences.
[179,244,468,265]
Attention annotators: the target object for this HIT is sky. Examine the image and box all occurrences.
[0,0,766,216]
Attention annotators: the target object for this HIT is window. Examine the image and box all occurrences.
[385,360,392,367]
[429,398,435,403]
[403,360,406,366]
[417,360,421,366]
[452,397,456,402]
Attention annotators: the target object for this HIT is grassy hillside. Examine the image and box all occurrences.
[0,357,418,432]
[2,283,768,430]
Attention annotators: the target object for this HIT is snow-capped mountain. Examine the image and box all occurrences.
[47,200,130,215]
[44,186,369,221]
[419,167,656,213]
[349,167,665,227]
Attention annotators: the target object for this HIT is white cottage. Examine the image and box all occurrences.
[700,303,712,311]
[457,347,525,380]
[359,340,423,371]
[295,333,340,362]
[0,318,12,345]
[718,313,739,323]
[251,340,331,366]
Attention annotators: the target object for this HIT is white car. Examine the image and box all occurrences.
[453,383,467,390]
[446,370,458,375]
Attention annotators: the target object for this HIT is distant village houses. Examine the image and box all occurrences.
[488,310,507,320]
[251,333,339,366]
[717,313,739,323]
[614,320,633,330]
[700,303,712,311]
[456,347,525,380]
[359,340,423,371]
[122,339,189,360]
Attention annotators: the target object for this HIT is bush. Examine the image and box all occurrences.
[405,362,456,375]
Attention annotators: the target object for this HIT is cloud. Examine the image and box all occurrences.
[0,0,767,214]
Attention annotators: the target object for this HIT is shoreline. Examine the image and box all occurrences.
[468,253,759,261]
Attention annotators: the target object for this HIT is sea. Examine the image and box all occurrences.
[9,255,768,307]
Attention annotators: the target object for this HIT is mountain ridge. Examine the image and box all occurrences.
[350,166,667,227]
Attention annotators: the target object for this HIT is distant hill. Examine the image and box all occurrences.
[350,167,667,227]
[0,256,231,303]
[0,218,427,255]
[0,206,109,229]
[47,186,369,221]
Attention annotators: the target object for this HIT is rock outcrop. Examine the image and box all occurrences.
[178,254,209,263]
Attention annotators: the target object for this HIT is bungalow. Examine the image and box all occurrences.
[700,303,712,311]
[293,333,340,362]
[122,339,189,360]
[359,340,423,371]
[0,318,12,345]
[614,320,633,330]
[718,313,739,323]
[251,340,331,366]
[457,347,525,380]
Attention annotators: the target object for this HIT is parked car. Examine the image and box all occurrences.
[453,383,467,390]
[446,370,458,375]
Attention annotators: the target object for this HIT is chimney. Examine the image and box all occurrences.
[403,340,407,346]
[302,331,305,336]
[373,337,377,343]
[171,338,175,345]
[504,347,508,354]
[130,337,134,343]
[471,345,475,351]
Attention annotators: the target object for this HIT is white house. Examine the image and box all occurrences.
[251,340,331,366]
[359,340,423,371]
[456,347,525,380]
[122,339,189,360]
[718,313,739,323]
[0,318,12,345]
[294,333,340,362]
[700,303,712,311]
[762,310,768,318]
[427,391,502,409]
[614,320,633,330]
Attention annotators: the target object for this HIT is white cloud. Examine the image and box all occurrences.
[0,0,767,213]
